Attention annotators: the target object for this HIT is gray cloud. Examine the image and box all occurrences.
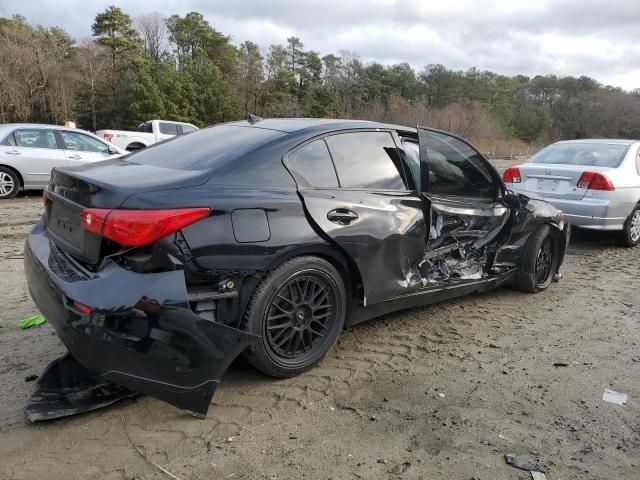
[2,0,639,89]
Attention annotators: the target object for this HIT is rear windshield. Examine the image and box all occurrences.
[128,125,285,170]
[529,143,629,168]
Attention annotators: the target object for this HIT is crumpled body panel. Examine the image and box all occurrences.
[24,221,258,419]
[25,354,138,422]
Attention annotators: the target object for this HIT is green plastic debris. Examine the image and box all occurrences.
[18,315,47,329]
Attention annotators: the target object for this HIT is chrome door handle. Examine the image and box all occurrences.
[327,209,359,225]
[5,150,20,155]
[67,154,82,160]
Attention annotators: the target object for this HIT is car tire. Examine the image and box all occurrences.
[620,205,640,248]
[513,225,559,293]
[242,256,347,378]
[0,167,20,199]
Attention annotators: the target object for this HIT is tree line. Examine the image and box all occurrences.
[2,6,640,152]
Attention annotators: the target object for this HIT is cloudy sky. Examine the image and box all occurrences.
[2,0,639,90]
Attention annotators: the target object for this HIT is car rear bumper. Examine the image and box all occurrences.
[513,189,632,230]
[24,220,257,417]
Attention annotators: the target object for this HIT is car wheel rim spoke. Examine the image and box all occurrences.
[265,273,336,360]
[631,211,640,242]
[0,172,14,196]
[535,237,553,285]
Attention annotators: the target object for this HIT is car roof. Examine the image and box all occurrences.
[1,123,84,131]
[0,123,101,136]
[223,118,415,134]
[147,119,194,125]
[0,123,60,130]
[554,138,639,146]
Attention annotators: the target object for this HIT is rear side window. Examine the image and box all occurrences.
[13,129,57,149]
[529,143,629,168]
[130,125,285,171]
[137,122,153,133]
[325,131,406,190]
[0,132,16,146]
[159,122,179,135]
[181,125,197,134]
[287,140,339,188]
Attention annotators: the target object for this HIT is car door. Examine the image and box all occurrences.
[414,127,510,284]
[285,130,427,306]
[58,130,116,166]
[3,128,65,187]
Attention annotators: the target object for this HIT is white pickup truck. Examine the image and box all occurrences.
[97,119,198,151]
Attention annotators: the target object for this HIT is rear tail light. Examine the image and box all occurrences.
[80,208,210,247]
[71,300,92,315]
[42,188,48,206]
[502,166,521,183]
[103,133,113,142]
[577,171,614,191]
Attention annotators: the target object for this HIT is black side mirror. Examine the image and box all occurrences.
[501,192,524,209]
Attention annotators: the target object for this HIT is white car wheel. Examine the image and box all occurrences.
[0,169,19,198]
[622,206,640,247]
[630,210,640,243]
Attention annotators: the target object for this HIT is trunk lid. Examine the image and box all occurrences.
[45,159,210,263]
[517,163,614,200]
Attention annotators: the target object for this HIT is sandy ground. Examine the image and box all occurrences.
[0,188,639,480]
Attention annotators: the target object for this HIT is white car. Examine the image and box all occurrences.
[504,139,640,246]
[0,124,125,199]
[97,119,198,151]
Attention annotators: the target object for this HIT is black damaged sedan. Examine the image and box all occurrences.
[25,118,569,418]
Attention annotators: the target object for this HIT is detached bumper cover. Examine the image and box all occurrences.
[24,221,257,419]
[25,354,138,422]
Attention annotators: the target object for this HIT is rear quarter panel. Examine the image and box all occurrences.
[172,187,329,272]
[124,183,336,327]
[607,149,640,218]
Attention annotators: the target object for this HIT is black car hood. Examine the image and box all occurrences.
[51,159,210,208]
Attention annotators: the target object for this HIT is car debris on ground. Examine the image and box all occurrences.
[504,454,546,478]
[17,314,46,329]
[602,389,628,405]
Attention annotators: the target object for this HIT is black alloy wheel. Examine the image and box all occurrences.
[242,256,346,378]
[265,272,336,361]
[534,236,554,288]
[514,225,559,293]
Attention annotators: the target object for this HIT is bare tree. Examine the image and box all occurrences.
[75,39,109,131]
[237,41,264,115]
[0,17,76,123]
[136,12,167,60]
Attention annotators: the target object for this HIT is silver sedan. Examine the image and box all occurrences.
[0,124,125,199]
[504,139,640,246]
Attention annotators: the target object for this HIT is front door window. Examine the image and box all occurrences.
[421,130,496,199]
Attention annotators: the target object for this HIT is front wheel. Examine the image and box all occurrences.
[620,205,640,247]
[242,256,347,378]
[513,225,559,293]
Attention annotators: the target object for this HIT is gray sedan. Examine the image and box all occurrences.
[504,139,640,246]
[0,124,124,199]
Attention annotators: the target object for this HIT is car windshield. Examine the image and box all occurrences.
[529,143,629,168]
[128,125,285,170]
